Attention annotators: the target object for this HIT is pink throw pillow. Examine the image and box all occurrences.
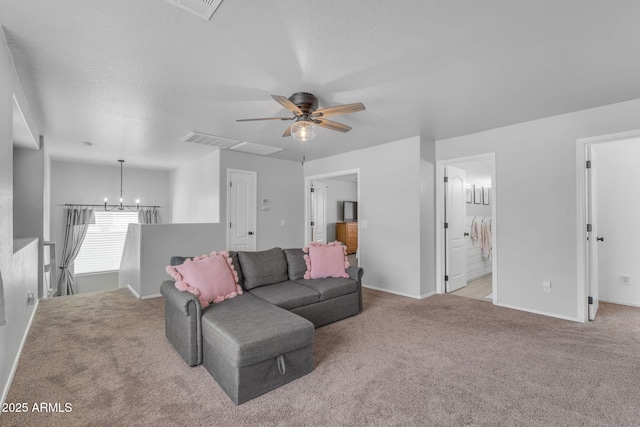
[166,251,242,308]
[303,241,350,279]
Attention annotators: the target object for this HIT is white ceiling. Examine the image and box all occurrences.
[2,1,640,170]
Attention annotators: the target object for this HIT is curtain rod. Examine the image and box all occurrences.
[64,204,161,208]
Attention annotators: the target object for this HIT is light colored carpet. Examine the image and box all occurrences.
[3,288,640,426]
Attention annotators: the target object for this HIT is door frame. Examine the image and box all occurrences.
[576,129,640,322]
[436,153,497,303]
[304,169,360,248]
[226,168,257,251]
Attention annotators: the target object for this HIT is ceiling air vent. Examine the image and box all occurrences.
[230,142,283,157]
[180,131,240,149]
[165,0,223,20]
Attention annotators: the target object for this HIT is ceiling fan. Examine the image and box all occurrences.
[236,92,365,141]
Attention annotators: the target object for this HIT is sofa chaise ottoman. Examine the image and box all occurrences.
[201,292,314,405]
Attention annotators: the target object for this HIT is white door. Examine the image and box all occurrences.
[445,166,467,292]
[586,150,599,320]
[310,181,328,243]
[228,169,257,251]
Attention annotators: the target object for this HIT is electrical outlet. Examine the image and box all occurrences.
[621,275,631,286]
[543,281,551,293]
[361,220,368,228]
[281,220,285,226]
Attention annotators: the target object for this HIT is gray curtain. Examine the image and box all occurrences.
[57,208,95,296]
[0,267,6,326]
[138,207,161,224]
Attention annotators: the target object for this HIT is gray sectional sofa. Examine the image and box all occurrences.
[160,247,364,404]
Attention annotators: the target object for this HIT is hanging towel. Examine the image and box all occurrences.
[470,218,480,244]
[481,220,492,259]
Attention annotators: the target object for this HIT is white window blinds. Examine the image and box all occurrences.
[74,211,139,275]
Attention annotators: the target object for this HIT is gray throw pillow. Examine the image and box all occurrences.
[237,248,288,290]
[283,248,307,280]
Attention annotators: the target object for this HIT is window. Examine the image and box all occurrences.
[74,211,139,275]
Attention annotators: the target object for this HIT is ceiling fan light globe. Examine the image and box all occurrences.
[291,121,316,142]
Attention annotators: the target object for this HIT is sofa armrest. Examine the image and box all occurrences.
[161,280,201,316]
[346,266,364,312]
[346,265,364,284]
[160,280,203,366]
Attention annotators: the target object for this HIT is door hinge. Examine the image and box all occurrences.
[588,296,593,305]
[586,160,592,169]
[229,181,232,187]
[587,224,592,232]
[310,187,315,193]
[444,176,448,183]
[444,275,449,281]
[229,222,232,229]
[444,222,449,229]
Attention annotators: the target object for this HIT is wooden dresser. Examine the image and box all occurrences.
[336,222,358,254]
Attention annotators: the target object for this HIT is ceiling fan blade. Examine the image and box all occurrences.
[312,102,365,118]
[314,119,352,133]
[236,117,292,122]
[271,95,303,116]
[282,126,292,137]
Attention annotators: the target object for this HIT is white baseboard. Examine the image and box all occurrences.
[497,302,581,323]
[126,285,160,300]
[599,298,640,308]
[362,285,421,300]
[126,285,140,299]
[1,300,39,408]
[420,291,436,299]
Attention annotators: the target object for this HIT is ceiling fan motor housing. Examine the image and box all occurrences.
[289,92,318,116]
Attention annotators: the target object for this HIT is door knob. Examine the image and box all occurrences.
[464,232,470,237]
[597,236,604,242]
[248,231,254,236]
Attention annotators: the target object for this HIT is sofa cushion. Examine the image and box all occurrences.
[294,277,358,301]
[201,293,314,368]
[283,248,307,280]
[303,242,350,279]
[248,281,320,310]
[166,252,242,308]
[237,248,288,290]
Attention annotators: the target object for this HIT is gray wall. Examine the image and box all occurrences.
[170,150,220,223]
[220,150,304,250]
[0,27,40,406]
[305,136,428,298]
[120,223,227,298]
[437,97,640,321]
[168,149,305,250]
[420,139,437,298]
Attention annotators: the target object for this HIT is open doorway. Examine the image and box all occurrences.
[436,154,497,304]
[305,170,360,267]
[577,130,640,322]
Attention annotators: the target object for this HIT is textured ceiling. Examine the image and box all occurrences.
[2,1,640,169]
